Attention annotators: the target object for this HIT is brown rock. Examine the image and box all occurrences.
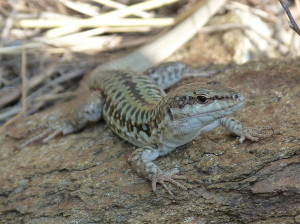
[0,57,300,223]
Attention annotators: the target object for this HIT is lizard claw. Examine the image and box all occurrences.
[151,168,187,196]
[239,126,277,143]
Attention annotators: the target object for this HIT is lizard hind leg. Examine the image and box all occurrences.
[15,125,54,150]
[16,91,104,149]
[128,147,187,196]
[15,118,84,150]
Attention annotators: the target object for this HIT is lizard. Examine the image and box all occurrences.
[14,0,275,195]
[17,61,274,195]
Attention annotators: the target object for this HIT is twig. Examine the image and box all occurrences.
[19,18,174,28]
[0,64,57,108]
[46,26,80,38]
[45,35,120,47]
[59,0,100,16]
[0,106,22,122]
[55,0,68,15]
[44,0,160,38]
[0,48,27,131]
[18,18,175,28]
[91,0,179,20]
[279,0,300,36]
[0,42,44,55]
[46,25,151,38]
[1,15,14,46]
[16,0,179,30]
[0,24,155,55]
[91,0,153,18]
[27,68,88,103]
[47,26,151,39]
[34,91,77,103]
[199,23,248,33]
[228,1,277,22]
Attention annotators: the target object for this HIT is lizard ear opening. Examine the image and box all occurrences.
[166,107,174,121]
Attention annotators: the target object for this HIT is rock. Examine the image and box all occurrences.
[0,57,299,223]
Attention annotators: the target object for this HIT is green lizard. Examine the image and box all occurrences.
[18,62,274,195]
[15,0,273,195]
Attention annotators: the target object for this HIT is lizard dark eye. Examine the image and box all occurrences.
[196,95,207,103]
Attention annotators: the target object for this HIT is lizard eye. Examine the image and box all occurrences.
[196,95,208,103]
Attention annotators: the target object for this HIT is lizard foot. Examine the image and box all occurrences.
[15,121,74,150]
[239,126,277,143]
[151,168,187,196]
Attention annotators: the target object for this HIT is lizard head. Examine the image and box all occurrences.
[163,81,245,122]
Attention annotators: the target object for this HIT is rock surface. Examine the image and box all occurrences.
[0,57,300,223]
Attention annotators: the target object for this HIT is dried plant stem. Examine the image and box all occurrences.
[0,49,27,131]
[46,26,81,38]
[18,18,174,28]
[91,0,153,18]
[228,1,277,22]
[279,0,300,36]
[34,91,77,103]
[60,0,100,16]
[0,26,152,55]
[48,26,151,39]
[91,0,179,20]
[17,0,179,29]
[45,0,159,38]
[0,42,44,54]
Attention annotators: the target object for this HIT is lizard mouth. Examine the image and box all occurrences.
[174,100,244,122]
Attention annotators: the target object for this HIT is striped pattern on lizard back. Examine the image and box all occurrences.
[90,69,166,147]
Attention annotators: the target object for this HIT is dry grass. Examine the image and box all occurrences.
[0,0,299,126]
[0,0,193,125]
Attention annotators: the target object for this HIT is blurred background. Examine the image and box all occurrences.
[0,0,299,125]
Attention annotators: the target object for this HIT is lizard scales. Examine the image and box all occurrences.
[15,0,273,195]
[18,62,274,195]
[92,69,165,148]
[90,67,244,149]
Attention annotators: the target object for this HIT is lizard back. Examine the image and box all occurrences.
[90,70,166,147]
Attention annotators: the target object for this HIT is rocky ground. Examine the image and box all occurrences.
[1,56,299,223]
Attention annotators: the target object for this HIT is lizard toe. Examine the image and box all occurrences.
[16,121,75,149]
[240,126,276,143]
[151,169,187,196]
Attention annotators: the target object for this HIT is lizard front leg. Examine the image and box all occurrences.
[17,91,104,149]
[128,147,187,196]
[219,117,275,143]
